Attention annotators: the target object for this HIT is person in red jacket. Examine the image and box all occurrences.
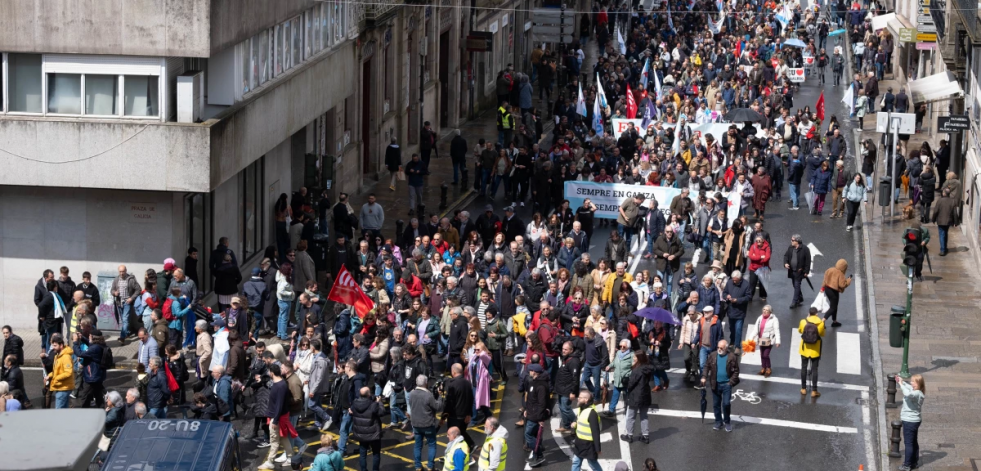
[746,235,771,302]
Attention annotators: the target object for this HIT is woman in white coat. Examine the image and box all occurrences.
[749,305,781,377]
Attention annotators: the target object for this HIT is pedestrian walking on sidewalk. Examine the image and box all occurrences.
[896,374,925,471]
[749,306,781,377]
[405,153,426,216]
[385,137,402,191]
[820,259,851,327]
[798,307,825,397]
[932,187,958,255]
[809,160,832,215]
[702,339,739,432]
[843,174,867,230]
[829,160,848,219]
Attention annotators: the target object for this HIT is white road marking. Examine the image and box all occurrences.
[649,408,859,433]
[616,398,632,461]
[600,432,613,442]
[789,331,802,369]
[862,390,876,471]
[807,242,824,275]
[741,348,762,365]
[836,332,862,375]
[665,368,869,391]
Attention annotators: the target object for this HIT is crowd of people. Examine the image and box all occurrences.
[0,0,949,470]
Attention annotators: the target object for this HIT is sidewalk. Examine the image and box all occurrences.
[860,76,981,470]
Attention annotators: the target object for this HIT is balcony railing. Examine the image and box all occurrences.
[357,0,403,27]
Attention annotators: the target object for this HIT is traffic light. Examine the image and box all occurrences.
[902,228,921,268]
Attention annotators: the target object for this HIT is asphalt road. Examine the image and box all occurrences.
[13,39,874,471]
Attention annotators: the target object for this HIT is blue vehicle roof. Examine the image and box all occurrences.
[102,419,236,471]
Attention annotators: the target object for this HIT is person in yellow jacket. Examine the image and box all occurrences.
[43,334,75,408]
[444,426,470,471]
[477,417,508,471]
[798,307,826,398]
[601,263,634,305]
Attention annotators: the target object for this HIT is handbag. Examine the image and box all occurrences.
[396,169,406,181]
[811,289,831,314]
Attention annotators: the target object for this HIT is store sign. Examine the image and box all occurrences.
[899,28,917,42]
[916,41,937,50]
[937,115,970,132]
[466,32,494,51]
[916,32,937,41]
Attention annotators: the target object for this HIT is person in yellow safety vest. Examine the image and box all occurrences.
[477,417,509,471]
[571,391,603,471]
[497,103,514,147]
[444,426,471,471]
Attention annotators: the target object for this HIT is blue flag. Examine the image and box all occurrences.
[593,95,604,136]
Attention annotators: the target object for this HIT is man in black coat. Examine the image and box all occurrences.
[327,234,358,282]
[523,364,551,465]
[384,137,402,189]
[784,234,812,309]
[332,193,358,240]
[401,218,430,252]
[34,269,54,308]
[554,341,581,433]
[442,363,476,450]
[2,327,25,367]
[722,271,753,348]
[501,207,525,243]
[420,121,437,173]
[450,130,468,185]
[350,386,384,471]
[446,308,469,371]
[475,205,501,245]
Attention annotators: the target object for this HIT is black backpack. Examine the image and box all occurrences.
[101,346,116,370]
[801,320,820,344]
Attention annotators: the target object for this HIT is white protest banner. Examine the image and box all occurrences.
[788,68,806,82]
[564,181,682,220]
[802,54,815,66]
[611,119,764,144]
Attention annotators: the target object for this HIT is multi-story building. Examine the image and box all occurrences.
[0,0,551,331]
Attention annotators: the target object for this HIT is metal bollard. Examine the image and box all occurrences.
[440,183,449,210]
[395,219,405,248]
[888,421,902,457]
[886,374,898,408]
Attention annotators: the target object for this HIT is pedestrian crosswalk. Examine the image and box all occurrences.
[741,330,862,375]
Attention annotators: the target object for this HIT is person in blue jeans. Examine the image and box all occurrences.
[275,264,295,340]
[702,339,738,432]
[896,374,925,471]
[605,339,633,414]
[409,374,440,470]
[696,306,723,386]
[787,153,804,210]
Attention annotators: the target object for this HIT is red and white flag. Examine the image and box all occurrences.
[816,91,826,122]
[625,84,638,119]
[327,266,375,318]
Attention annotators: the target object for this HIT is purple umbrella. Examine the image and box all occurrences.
[634,307,681,325]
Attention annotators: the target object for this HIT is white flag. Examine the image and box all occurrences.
[596,73,608,109]
[653,66,662,101]
[841,84,855,115]
[709,11,726,34]
[577,82,588,117]
[593,94,605,136]
[617,27,626,55]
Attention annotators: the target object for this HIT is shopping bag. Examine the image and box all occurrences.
[396,169,406,181]
[811,289,830,314]
[754,267,771,292]
[804,191,816,214]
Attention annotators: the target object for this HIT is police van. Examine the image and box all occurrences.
[102,419,242,471]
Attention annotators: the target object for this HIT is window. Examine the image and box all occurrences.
[259,30,269,85]
[305,12,314,59]
[184,191,214,293]
[241,38,252,94]
[84,75,118,115]
[240,157,265,261]
[334,3,343,43]
[322,6,331,48]
[8,53,42,113]
[275,24,284,76]
[384,45,393,104]
[123,75,159,116]
[47,73,82,114]
[292,17,302,67]
[344,95,354,134]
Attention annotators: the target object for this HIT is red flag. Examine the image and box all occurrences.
[327,266,375,318]
[625,84,638,119]
[816,91,826,121]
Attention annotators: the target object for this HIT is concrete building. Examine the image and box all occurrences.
[0,0,567,331]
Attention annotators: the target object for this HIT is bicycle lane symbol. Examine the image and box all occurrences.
[732,389,762,405]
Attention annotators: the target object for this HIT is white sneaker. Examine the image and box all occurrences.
[846,226,853,231]
[274,454,288,463]
[520,202,525,207]
[258,462,276,470]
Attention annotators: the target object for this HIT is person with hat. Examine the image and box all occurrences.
[523,363,550,466]
[695,305,723,384]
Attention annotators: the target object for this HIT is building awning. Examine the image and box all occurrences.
[871,13,895,32]
[908,71,964,105]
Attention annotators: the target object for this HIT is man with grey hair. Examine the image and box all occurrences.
[135,401,152,419]
[409,372,443,470]
[124,387,141,420]
[722,270,752,348]
[146,356,170,418]
[406,248,433,286]
[479,416,509,471]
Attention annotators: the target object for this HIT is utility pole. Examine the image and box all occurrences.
[900,263,913,378]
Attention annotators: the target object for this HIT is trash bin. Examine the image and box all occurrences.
[878,177,892,207]
[889,305,905,348]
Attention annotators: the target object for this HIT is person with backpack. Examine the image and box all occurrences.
[163,286,194,349]
[136,280,160,333]
[798,307,826,398]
